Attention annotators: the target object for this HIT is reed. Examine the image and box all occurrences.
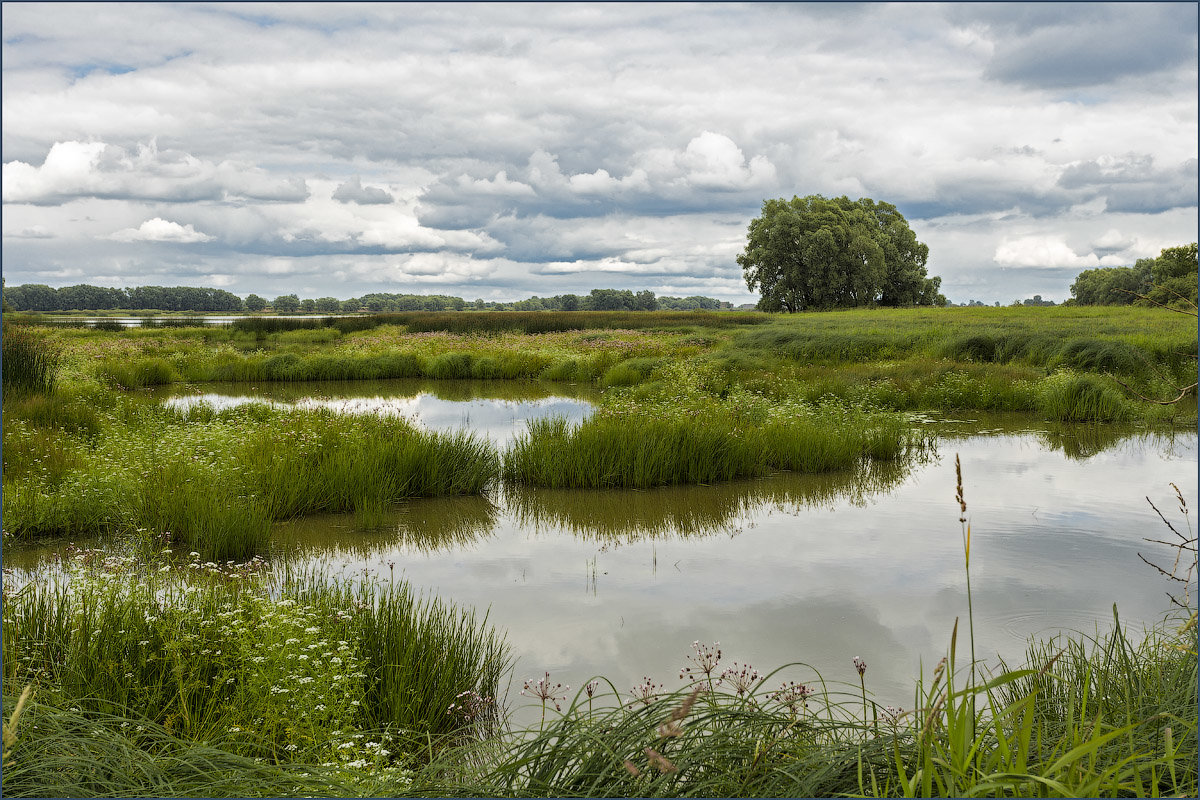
[1,323,61,396]
[503,403,917,490]
[1,400,500,559]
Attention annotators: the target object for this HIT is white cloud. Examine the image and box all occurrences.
[994,235,1101,269]
[677,131,777,191]
[456,170,536,197]
[3,139,308,204]
[109,217,213,243]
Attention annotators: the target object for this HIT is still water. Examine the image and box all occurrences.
[18,380,1200,718]
[159,378,598,448]
[278,428,1194,715]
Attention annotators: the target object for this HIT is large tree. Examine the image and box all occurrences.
[738,195,944,312]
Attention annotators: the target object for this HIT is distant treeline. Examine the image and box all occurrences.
[3,284,246,313]
[2,284,732,314]
[1069,243,1197,307]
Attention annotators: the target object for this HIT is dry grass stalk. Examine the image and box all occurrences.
[3,685,35,767]
[657,686,702,738]
[644,746,677,773]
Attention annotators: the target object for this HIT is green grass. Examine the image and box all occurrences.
[1,699,386,798]
[2,323,62,396]
[18,305,1196,422]
[2,555,510,767]
[503,371,922,490]
[2,393,500,559]
[396,612,1196,797]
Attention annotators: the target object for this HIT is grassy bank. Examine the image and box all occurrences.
[9,305,1195,422]
[505,369,919,489]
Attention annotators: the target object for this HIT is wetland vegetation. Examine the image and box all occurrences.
[3,304,1196,796]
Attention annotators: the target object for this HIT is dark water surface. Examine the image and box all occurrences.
[12,380,1197,721]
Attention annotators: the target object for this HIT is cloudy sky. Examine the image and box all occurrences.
[2,2,1196,305]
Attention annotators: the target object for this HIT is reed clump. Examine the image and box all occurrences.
[2,394,501,560]
[2,323,62,396]
[504,372,922,490]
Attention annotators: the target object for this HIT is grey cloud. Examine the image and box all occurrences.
[2,226,55,239]
[416,137,776,233]
[2,3,1196,306]
[974,4,1197,89]
[232,176,310,203]
[1058,155,1197,214]
[332,176,394,205]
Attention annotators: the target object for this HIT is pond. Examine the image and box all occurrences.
[157,378,600,447]
[10,380,1196,722]
[36,314,334,328]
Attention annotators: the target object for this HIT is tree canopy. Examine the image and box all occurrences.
[1070,243,1197,308]
[2,283,246,313]
[738,195,944,312]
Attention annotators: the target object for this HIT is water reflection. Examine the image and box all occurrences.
[508,459,915,544]
[271,428,1194,722]
[276,495,500,559]
[160,378,600,405]
[916,411,1196,461]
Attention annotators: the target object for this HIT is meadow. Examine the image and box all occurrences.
[3,305,1196,796]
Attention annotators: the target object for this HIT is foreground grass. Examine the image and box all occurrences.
[5,603,1193,797]
[407,611,1194,798]
[2,552,508,786]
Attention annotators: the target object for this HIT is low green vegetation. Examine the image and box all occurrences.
[2,391,497,560]
[505,365,917,490]
[7,304,1193,421]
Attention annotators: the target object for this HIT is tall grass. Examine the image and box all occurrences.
[2,399,501,559]
[2,323,62,396]
[405,607,1195,797]
[2,555,510,767]
[503,402,919,490]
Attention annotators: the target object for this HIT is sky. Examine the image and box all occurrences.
[2,2,1197,306]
